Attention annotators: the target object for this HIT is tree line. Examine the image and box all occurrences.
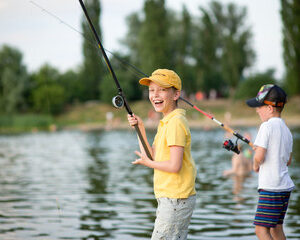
[0,0,299,116]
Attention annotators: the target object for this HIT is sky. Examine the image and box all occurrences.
[0,0,284,78]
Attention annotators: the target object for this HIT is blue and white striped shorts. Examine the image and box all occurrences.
[254,190,291,228]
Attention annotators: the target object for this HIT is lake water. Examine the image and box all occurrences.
[0,127,299,240]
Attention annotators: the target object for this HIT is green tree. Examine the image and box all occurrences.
[119,0,174,101]
[169,6,196,95]
[81,0,106,101]
[0,45,28,113]
[30,64,65,115]
[122,13,143,69]
[235,69,277,99]
[193,4,224,96]
[139,0,170,74]
[121,3,196,96]
[280,0,300,95]
[193,1,255,97]
[220,2,255,94]
[60,69,81,104]
[32,84,65,115]
[99,53,143,103]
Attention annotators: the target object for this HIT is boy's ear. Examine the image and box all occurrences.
[174,90,181,100]
[268,105,275,113]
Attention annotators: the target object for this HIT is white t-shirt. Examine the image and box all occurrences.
[254,117,294,191]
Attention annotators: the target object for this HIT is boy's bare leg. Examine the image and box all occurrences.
[270,224,286,240]
[255,226,273,240]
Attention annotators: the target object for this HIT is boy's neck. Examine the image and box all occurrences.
[163,106,178,117]
[266,112,281,121]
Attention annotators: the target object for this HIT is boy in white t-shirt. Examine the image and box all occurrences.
[246,84,294,240]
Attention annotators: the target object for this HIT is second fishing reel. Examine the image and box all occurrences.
[112,95,124,109]
[223,138,240,154]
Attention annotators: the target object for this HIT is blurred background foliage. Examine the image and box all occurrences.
[0,0,299,130]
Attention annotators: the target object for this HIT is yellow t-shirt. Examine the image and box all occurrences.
[153,108,196,199]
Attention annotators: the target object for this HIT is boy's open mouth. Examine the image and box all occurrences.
[154,100,163,106]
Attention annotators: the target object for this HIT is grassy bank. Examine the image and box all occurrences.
[0,114,54,134]
[1,97,300,133]
[51,96,300,130]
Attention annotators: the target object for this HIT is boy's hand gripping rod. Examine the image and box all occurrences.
[79,0,152,160]
[179,97,254,148]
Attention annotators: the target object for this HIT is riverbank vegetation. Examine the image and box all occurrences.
[1,97,299,134]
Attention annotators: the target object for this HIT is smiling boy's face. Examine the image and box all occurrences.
[148,82,180,116]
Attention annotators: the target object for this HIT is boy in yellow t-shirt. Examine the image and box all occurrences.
[127,69,197,240]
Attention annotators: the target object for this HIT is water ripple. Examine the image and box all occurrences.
[0,129,299,239]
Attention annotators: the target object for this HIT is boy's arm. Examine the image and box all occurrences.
[133,146,183,173]
[287,153,292,166]
[253,146,266,172]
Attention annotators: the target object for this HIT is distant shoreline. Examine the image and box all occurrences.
[61,116,300,133]
[1,97,299,134]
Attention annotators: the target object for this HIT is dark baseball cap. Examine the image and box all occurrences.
[246,84,287,108]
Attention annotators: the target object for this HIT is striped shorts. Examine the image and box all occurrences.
[254,190,291,228]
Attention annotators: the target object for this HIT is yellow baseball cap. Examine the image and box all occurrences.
[139,69,182,90]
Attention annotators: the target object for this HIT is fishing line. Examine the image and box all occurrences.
[29,0,145,80]
[30,0,253,153]
[30,1,140,118]
[55,197,63,221]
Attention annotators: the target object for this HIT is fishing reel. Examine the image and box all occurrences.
[223,138,240,154]
[112,95,124,109]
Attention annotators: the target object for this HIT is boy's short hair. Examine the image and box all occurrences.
[139,69,182,90]
[246,84,287,108]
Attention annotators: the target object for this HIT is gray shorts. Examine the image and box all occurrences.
[151,195,196,240]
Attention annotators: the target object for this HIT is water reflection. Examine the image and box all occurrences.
[0,128,299,239]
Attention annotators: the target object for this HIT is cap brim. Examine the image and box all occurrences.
[139,78,151,86]
[139,77,172,88]
[246,97,265,107]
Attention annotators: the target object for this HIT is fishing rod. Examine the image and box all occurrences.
[32,0,252,154]
[179,97,253,154]
[78,0,153,160]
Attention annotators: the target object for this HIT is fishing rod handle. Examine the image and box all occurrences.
[134,125,153,160]
[124,96,153,158]
[229,128,254,147]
